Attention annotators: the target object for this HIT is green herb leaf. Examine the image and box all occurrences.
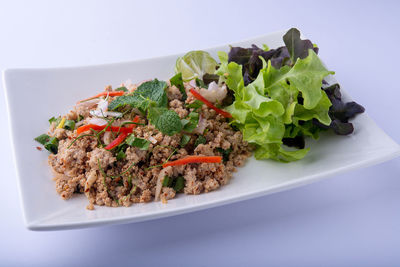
[182,112,199,132]
[115,86,128,92]
[109,79,168,112]
[148,107,182,136]
[116,150,126,161]
[49,116,61,125]
[170,73,187,101]
[48,117,57,124]
[173,176,185,192]
[185,100,203,110]
[216,147,232,162]
[195,78,207,88]
[194,135,206,148]
[180,134,191,147]
[44,137,59,154]
[77,115,84,122]
[125,135,150,150]
[34,134,50,145]
[63,120,75,130]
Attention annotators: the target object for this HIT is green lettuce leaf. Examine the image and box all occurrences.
[254,143,310,162]
[217,45,333,162]
[264,50,334,110]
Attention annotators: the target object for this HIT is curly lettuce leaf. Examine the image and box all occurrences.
[217,46,333,162]
[216,51,245,95]
[283,28,316,64]
[216,28,364,162]
[321,83,365,135]
[254,143,310,162]
[264,49,334,110]
[294,91,332,126]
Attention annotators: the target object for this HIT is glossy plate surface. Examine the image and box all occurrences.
[3,30,400,231]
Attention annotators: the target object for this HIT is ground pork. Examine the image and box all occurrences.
[45,83,252,209]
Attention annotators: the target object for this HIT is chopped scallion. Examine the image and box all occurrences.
[64,120,75,130]
[173,176,185,192]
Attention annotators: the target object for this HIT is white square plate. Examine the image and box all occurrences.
[3,30,400,231]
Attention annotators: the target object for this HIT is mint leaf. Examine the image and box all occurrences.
[134,79,168,108]
[109,79,167,112]
[148,107,182,136]
[194,135,206,148]
[116,150,126,160]
[185,100,203,110]
[125,135,150,150]
[216,147,232,162]
[182,112,199,132]
[115,86,128,92]
[170,73,187,101]
[108,94,142,111]
[180,134,191,147]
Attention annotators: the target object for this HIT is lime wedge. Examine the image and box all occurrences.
[175,51,217,81]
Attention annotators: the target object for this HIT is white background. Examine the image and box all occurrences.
[1,0,400,266]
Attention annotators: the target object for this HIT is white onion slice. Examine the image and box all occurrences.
[75,120,85,127]
[193,114,206,134]
[97,98,109,113]
[105,111,123,117]
[148,136,157,144]
[207,81,219,91]
[87,117,108,126]
[76,99,98,108]
[155,167,172,201]
[199,83,227,103]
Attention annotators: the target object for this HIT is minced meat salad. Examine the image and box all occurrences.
[35,28,364,209]
[36,79,252,209]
